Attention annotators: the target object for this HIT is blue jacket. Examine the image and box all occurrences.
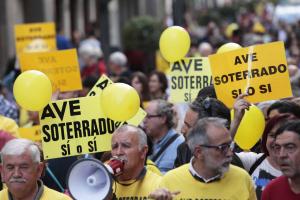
[150,129,185,174]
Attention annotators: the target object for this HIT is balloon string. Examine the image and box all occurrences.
[189,86,192,103]
[245,46,254,94]
[46,167,65,192]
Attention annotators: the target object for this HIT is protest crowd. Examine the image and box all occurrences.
[1,1,300,200]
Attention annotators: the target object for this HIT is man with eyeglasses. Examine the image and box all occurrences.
[144,99,185,174]
[149,117,256,200]
[174,96,231,167]
[262,120,300,200]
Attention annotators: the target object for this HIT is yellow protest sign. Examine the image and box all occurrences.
[88,75,146,126]
[18,126,41,142]
[88,74,113,96]
[169,57,212,103]
[15,22,56,55]
[209,41,292,108]
[126,108,147,125]
[19,49,82,92]
[39,96,122,159]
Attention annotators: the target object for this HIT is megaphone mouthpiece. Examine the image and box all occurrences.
[105,157,125,176]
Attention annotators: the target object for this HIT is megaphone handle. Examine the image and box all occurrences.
[46,167,65,193]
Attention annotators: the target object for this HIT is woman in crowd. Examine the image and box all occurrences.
[130,71,151,108]
[232,96,300,199]
[148,71,168,100]
[266,100,300,119]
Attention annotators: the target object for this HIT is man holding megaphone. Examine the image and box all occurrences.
[67,125,161,200]
[111,125,162,199]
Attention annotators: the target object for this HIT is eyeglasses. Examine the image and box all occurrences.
[146,114,162,119]
[199,141,235,155]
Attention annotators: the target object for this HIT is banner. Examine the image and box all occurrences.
[209,41,292,107]
[169,57,212,103]
[39,75,146,159]
[19,49,82,92]
[19,126,41,142]
[15,22,56,55]
[39,96,121,159]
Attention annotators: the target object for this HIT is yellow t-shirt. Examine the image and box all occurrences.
[114,169,161,199]
[160,164,257,200]
[146,159,162,176]
[0,185,72,200]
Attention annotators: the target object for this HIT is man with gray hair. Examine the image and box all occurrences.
[0,138,72,200]
[149,117,256,199]
[108,51,131,83]
[174,96,231,167]
[111,124,161,199]
[198,42,213,57]
[144,100,185,173]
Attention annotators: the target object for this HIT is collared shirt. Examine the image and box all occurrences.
[150,129,185,174]
[8,180,44,200]
[1,180,72,200]
[189,157,221,183]
[159,163,257,200]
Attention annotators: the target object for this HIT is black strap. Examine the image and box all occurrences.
[231,153,245,169]
[152,134,180,162]
[249,154,267,175]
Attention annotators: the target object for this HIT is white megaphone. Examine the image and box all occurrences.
[67,157,124,200]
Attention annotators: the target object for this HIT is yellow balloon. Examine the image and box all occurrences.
[217,42,241,54]
[225,23,239,38]
[159,26,191,62]
[231,105,265,150]
[101,83,140,121]
[13,70,52,111]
